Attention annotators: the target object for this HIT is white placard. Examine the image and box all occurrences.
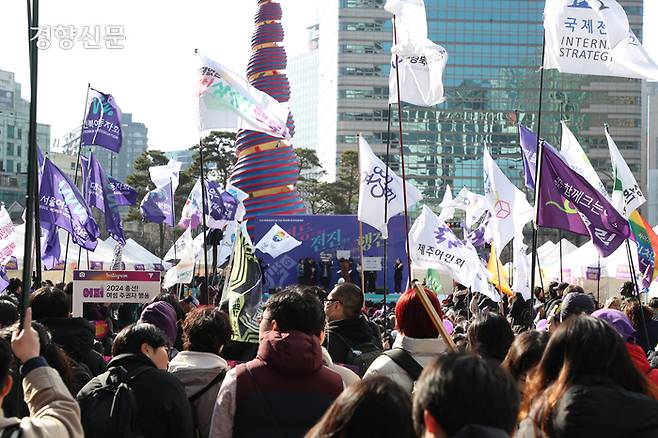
[336,250,351,260]
[363,257,383,271]
[72,270,161,317]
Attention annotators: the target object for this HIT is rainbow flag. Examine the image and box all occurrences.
[628,210,658,289]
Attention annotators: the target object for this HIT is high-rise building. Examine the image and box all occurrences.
[165,149,195,171]
[55,112,148,183]
[0,69,50,206]
[288,24,321,153]
[318,0,646,216]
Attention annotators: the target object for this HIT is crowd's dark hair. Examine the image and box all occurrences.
[0,322,74,392]
[519,316,656,430]
[182,308,231,353]
[0,299,18,328]
[624,300,654,331]
[7,279,22,295]
[150,293,185,321]
[467,312,514,363]
[649,297,658,309]
[502,330,550,382]
[112,323,169,356]
[265,286,325,336]
[329,283,364,319]
[413,353,520,436]
[564,285,585,295]
[29,287,69,319]
[0,337,10,385]
[306,376,414,438]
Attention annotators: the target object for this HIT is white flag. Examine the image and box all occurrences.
[606,127,645,218]
[149,159,182,190]
[452,187,487,228]
[543,0,658,80]
[513,234,532,301]
[217,221,237,266]
[409,205,484,289]
[196,52,291,139]
[255,223,302,259]
[438,184,455,221]
[0,206,16,266]
[483,148,533,256]
[164,226,193,261]
[385,0,448,106]
[162,245,195,289]
[560,122,608,197]
[358,137,422,238]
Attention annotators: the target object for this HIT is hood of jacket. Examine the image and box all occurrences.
[550,378,658,437]
[256,330,323,376]
[168,351,228,395]
[39,316,95,359]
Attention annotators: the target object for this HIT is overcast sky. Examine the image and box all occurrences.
[0,1,656,153]
[0,0,319,151]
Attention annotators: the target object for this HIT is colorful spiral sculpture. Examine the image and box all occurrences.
[229,0,305,220]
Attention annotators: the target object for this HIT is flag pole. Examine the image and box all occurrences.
[26,0,42,287]
[625,239,650,349]
[197,137,210,305]
[359,221,366,292]
[596,255,601,305]
[392,16,413,288]
[382,103,393,320]
[356,133,366,293]
[170,177,177,261]
[493,246,506,316]
[62,83,91,285]
[22,0,40,324]
[529,33,547,319]
[557,112,563,283]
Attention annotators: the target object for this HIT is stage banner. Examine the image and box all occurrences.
[250,215,408,291]
[72,270,161,317]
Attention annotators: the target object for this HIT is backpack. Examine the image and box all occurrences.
[331,332,382,377]
[0,424,21,438]
[77,365,149,438]
[188,369,227,438]
[383,348,423,382]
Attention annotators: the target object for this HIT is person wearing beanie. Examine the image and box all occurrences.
[593,308,658,385]
[139,302,178,356]
[560,291,595,322]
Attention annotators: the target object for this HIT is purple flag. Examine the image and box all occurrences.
[81,89,123,153]
[220,191,238,221]
[39,158,99,251]
[518,125,538,189]
[140,182,175,226]
[86,153,126,245]
[207,181,227,221]
[0,268,9,293]
[538,145,630,257]
[463,212,490,248]
[108,176,137,206]
[41,225,62,270]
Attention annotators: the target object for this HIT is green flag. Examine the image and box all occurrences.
[426,269,442,293]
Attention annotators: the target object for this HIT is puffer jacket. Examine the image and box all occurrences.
[168,351,229,438]
[517,377,658,438]
[363,334,446,394]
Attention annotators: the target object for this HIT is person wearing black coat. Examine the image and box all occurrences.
[30,287,106,377]
[77,323,194,438]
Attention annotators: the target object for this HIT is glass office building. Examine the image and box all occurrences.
[322,0,645,215]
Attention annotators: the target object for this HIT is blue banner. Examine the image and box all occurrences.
[250,215,409,292]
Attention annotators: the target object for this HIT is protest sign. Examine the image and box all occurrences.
[72,270,161,317]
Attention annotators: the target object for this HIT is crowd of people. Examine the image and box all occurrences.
[0,275,657,437]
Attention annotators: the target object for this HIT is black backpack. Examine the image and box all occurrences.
[77,365,149,438]
[188,369,227,438]
[332,332,382,377]
[383,348,423,382]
